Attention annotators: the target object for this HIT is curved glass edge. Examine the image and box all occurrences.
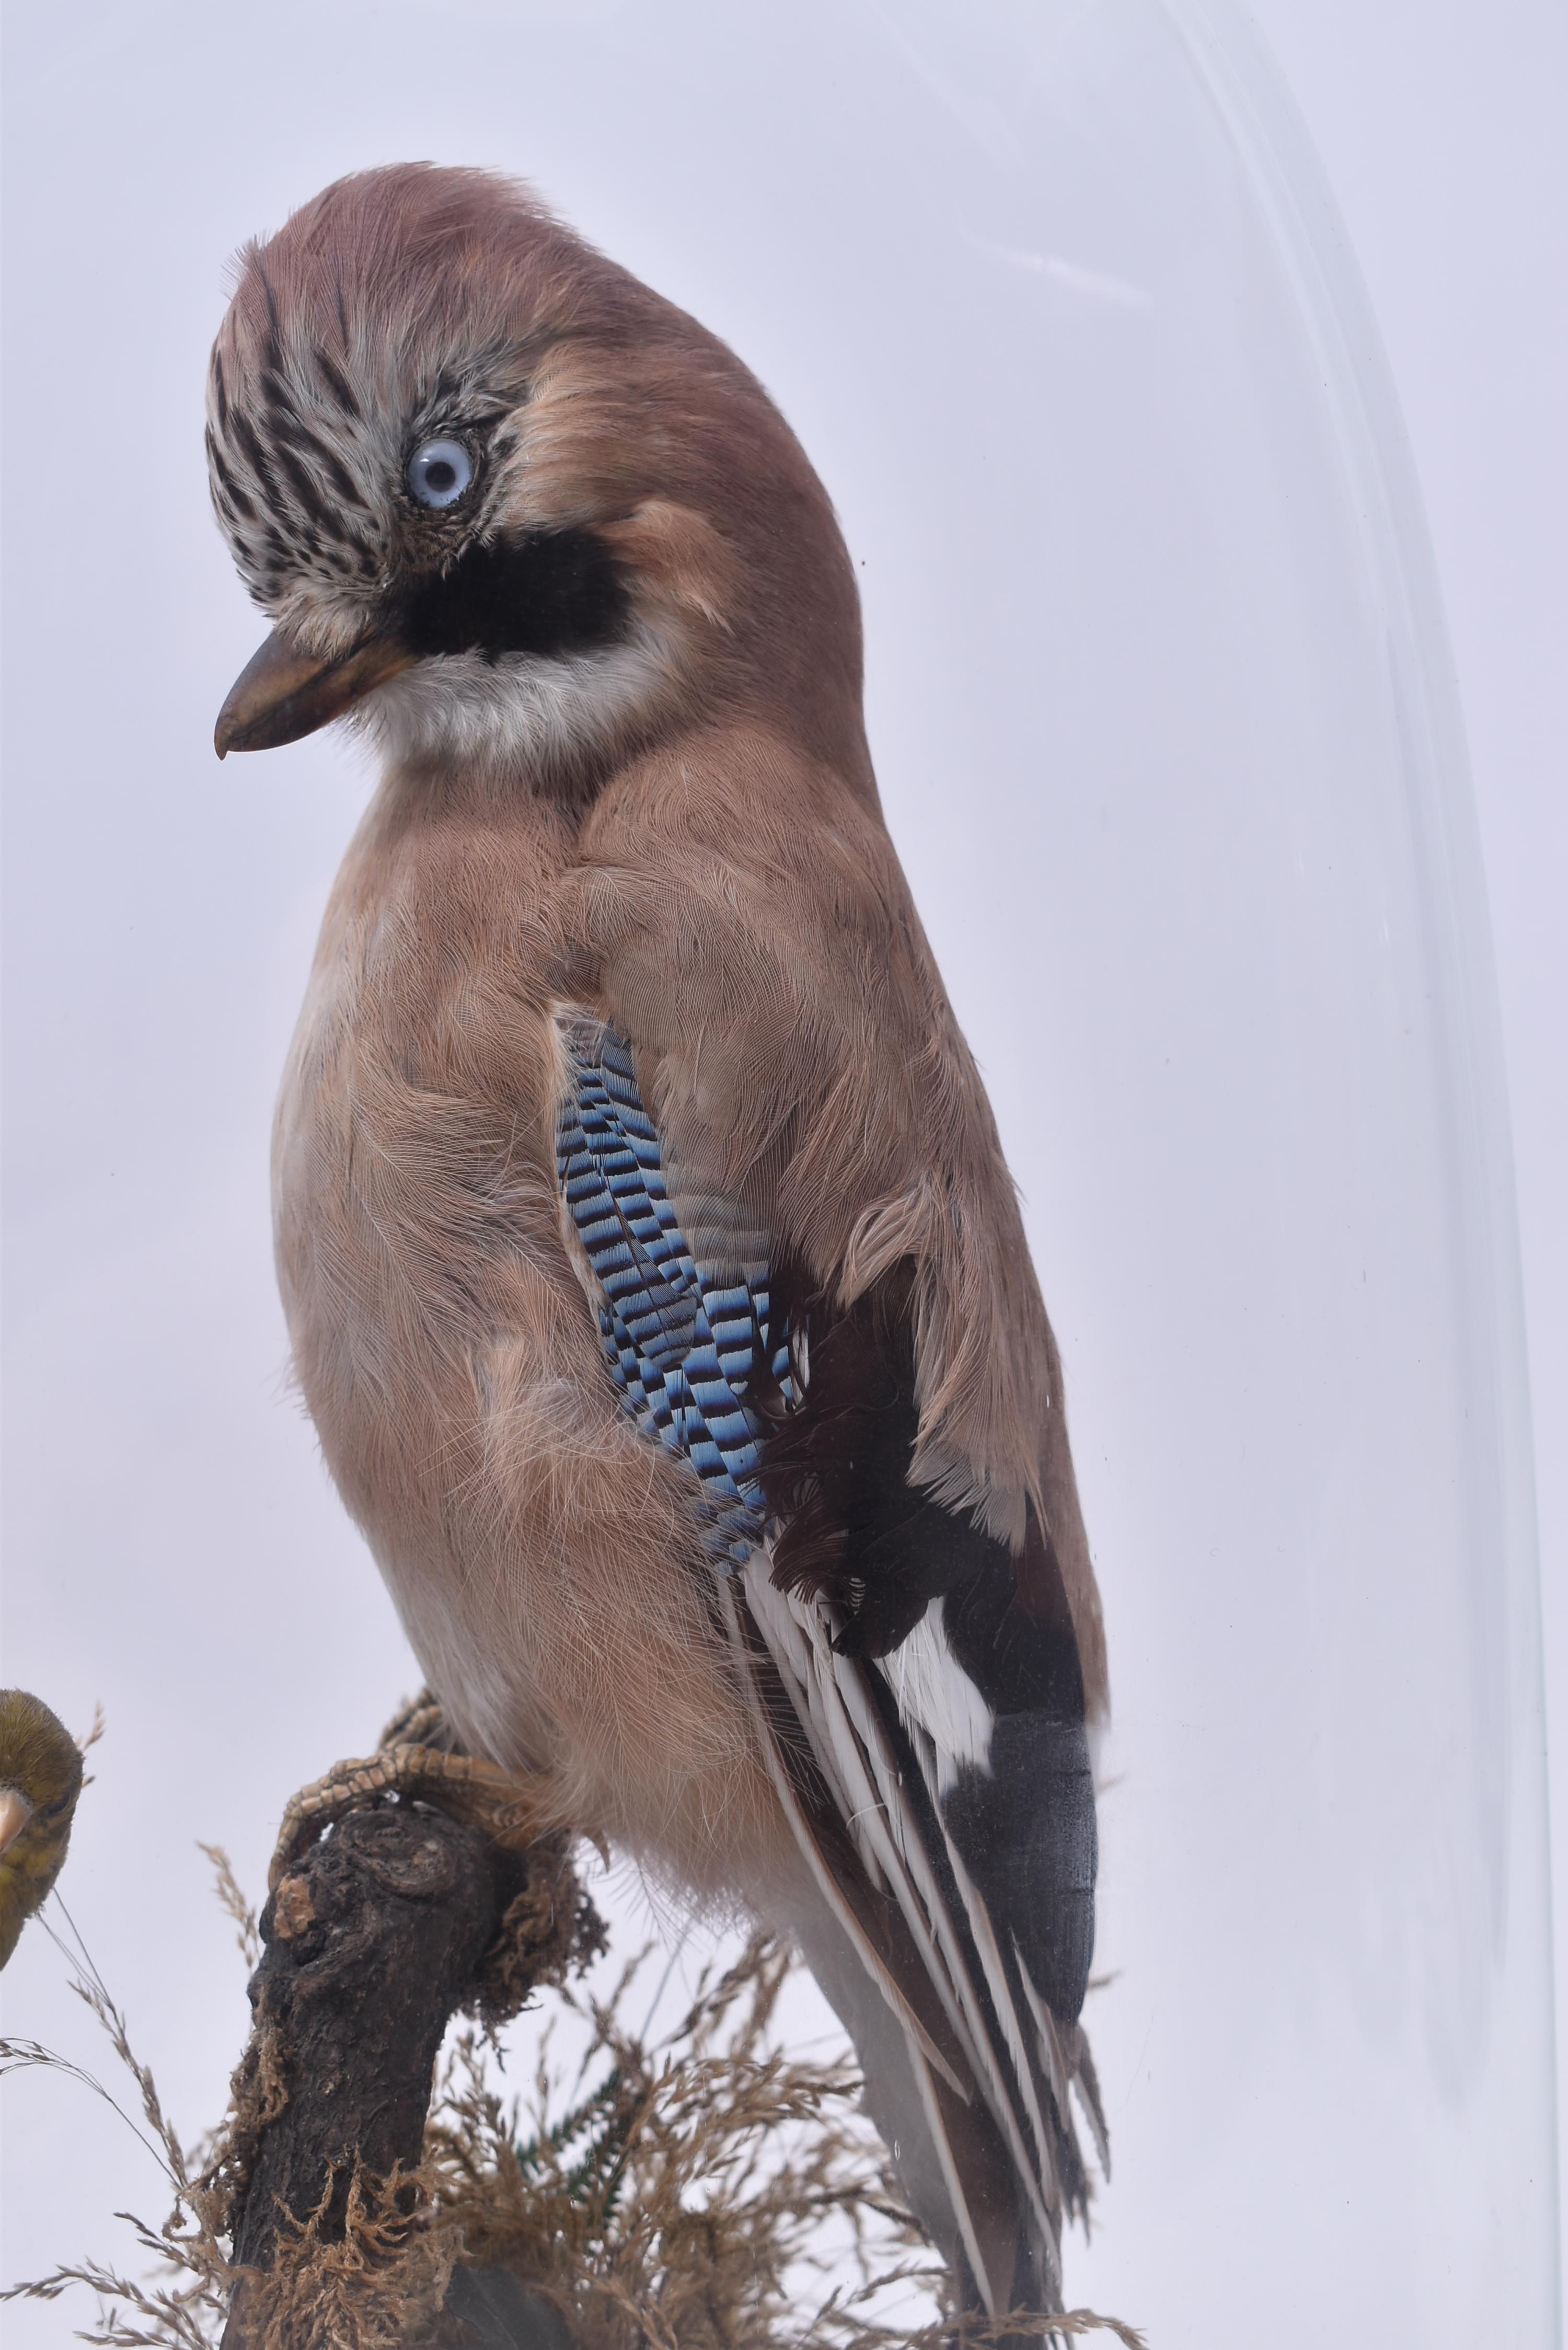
[1162,0,1559,2327]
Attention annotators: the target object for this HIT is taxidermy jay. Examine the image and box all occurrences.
[209,165,1108,2320]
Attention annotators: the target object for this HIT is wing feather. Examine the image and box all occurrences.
[743,1563,989,2088]
[744,1559,1071,2293]
[555,1016,1102,2317]
[713,1573,969,2103]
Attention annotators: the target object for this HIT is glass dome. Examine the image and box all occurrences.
[855,6,1557,2337]
[0,1,1553,2342]
[883,7,1558,2340]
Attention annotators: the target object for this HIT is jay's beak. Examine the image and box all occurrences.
[215,627,415,757]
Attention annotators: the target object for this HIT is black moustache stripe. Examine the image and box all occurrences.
[399,527,630,663]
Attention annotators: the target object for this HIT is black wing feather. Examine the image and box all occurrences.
[555,1026,1103,2314]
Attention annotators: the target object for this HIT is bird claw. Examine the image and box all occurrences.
[268,1690,558,1891]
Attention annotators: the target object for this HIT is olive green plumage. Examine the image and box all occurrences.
[0,1689,84,1967]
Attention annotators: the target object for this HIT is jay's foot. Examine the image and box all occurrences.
[269,1689,557,1891]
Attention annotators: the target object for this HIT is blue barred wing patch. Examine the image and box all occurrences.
[556,1020,793,1569]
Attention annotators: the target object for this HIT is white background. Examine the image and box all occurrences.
[1,0,1562,2337]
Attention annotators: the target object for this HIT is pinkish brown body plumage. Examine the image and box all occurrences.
[210,164,1108,2319]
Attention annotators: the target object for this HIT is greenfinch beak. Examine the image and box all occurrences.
[0,1787,32,1858]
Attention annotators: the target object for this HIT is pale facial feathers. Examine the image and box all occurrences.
[361,621,685,783]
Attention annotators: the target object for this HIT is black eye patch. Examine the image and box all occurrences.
[400,528,630,663]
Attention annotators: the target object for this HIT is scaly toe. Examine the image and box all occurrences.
[268,1731,559,1890]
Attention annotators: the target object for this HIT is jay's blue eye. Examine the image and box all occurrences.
[406,437,474,509]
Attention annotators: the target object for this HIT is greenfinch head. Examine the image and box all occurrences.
[0,1689,85,1968]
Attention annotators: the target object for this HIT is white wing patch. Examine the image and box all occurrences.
[877,1597,995,1791]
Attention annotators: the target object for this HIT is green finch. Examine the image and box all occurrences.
[0,1689,85,1967]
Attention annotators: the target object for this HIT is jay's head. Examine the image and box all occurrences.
[210,164,864,789]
